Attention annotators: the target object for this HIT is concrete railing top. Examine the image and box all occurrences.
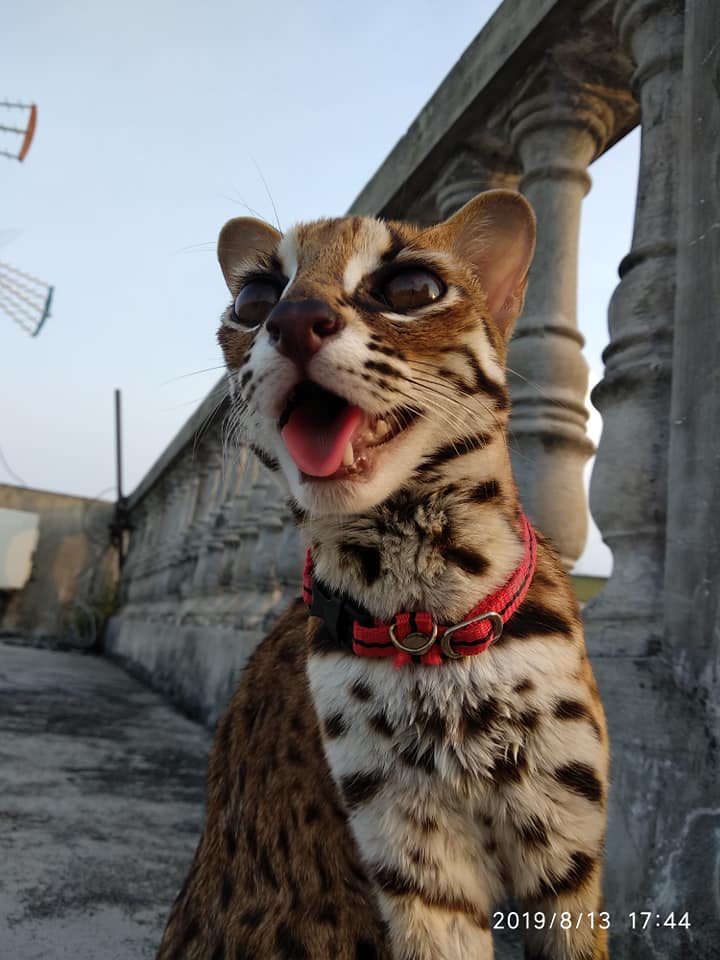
[128,378,227,510]
[348,0,638,220]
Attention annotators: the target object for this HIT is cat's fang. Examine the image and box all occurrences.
[342,442,354,466]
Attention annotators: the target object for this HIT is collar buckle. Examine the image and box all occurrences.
[440,611,504,660]
[389,621,438,656]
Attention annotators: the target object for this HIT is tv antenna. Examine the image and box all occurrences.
[0,262,53,337]
[0,102,37,162]
[1,100,53,336]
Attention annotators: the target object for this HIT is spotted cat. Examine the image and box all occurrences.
[157,190,609,960]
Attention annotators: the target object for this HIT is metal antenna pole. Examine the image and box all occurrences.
[115,388,123,502]
[111,388,129,570]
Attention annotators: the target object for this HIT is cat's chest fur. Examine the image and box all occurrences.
[307,640,525,796]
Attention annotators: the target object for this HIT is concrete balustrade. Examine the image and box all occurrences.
[586,0,684,651]
[105,2,719,954]
[506,84,613,569]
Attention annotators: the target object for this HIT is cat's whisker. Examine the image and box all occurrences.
[192,390,229,456]
[504,364,582,413]
[160,364,228,386]
[250,156,282,233]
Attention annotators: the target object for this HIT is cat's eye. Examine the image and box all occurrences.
[381,268,444,312]
[233,279,281,328]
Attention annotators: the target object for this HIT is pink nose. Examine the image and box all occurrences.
[266,299,343,364]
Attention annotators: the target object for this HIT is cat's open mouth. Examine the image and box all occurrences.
[277,380,418,480]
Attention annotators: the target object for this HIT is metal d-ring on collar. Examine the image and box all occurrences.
[441,611,504,660]
[388,611,504,659]
[388,621,438,656]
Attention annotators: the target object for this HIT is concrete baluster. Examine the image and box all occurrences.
[174,458,213,598]
[166,463,202,595]
[507,82,614,569]
[219,451,257,588]
[434,146,520,220]
[230,464,269,599]
[195,454,246,593]
[586,0,684,650]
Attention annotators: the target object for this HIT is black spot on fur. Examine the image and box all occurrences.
[461,698,500,738]
[349,679,374,702]
[371,863,489,928]
[341,770,384,808]
[225,825,238,858]
[220,872,233,910]
[211,942,225,960]
[554,699,602,738]
[278,825,290,860]
[324,712,348,738]
[258,844,280,890]
[285,740,304,764]
[316,903,338,925]
[444,544,489,576]
[245,822,258,858]
[240,370,252,388]
[315,838,333,892]
[356,939,379,960]
[305,802,321,824]
[366,341,406,361]
[519,709,540,732]
[368,711,395,737]
[398,740,435,774]
[416,707,446,741]
[514,677,535,694]
[287,498,307,525]
[535,850,596,899]
[415,433,493,474]
[518,814,550,847]
[491,747,527,785]
[181,916,200,945]
[404,810,439,833]
[344,543,382,584]
[238,907,264,928]
[469,479,501,503]
[365,358,401,378]
[276,923,309,959]
[457,345,510,408]
[504,602,574,640]
[249,443,280,472]
[555,762,603,803]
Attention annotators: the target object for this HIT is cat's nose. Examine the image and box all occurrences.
[266,299,344,364]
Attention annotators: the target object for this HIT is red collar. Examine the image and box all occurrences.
[303,514,537,667]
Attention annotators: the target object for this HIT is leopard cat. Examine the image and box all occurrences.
[156,190,609,960]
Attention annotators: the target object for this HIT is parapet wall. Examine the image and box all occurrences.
[0,483,117,645]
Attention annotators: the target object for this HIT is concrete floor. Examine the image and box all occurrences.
[0,639,211,959]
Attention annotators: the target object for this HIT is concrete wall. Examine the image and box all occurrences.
[0,507,39,589]
[0,484,118,646]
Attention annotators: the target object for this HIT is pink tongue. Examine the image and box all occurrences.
[281,403,364,477]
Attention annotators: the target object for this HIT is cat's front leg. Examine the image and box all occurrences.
[520,870,609,960]
[502,762,609,960]
[345,791,498,960]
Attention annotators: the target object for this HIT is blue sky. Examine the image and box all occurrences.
[2,1,639,574]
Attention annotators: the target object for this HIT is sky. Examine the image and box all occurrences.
[2,0,639,575]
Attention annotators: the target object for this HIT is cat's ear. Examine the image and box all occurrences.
[440,190,536,338]
[217,218,282,290]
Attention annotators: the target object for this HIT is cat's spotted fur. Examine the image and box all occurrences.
[157,191,609,960]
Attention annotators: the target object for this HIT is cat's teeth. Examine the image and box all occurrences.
[342,442,354,466]
[376,419,389,437]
